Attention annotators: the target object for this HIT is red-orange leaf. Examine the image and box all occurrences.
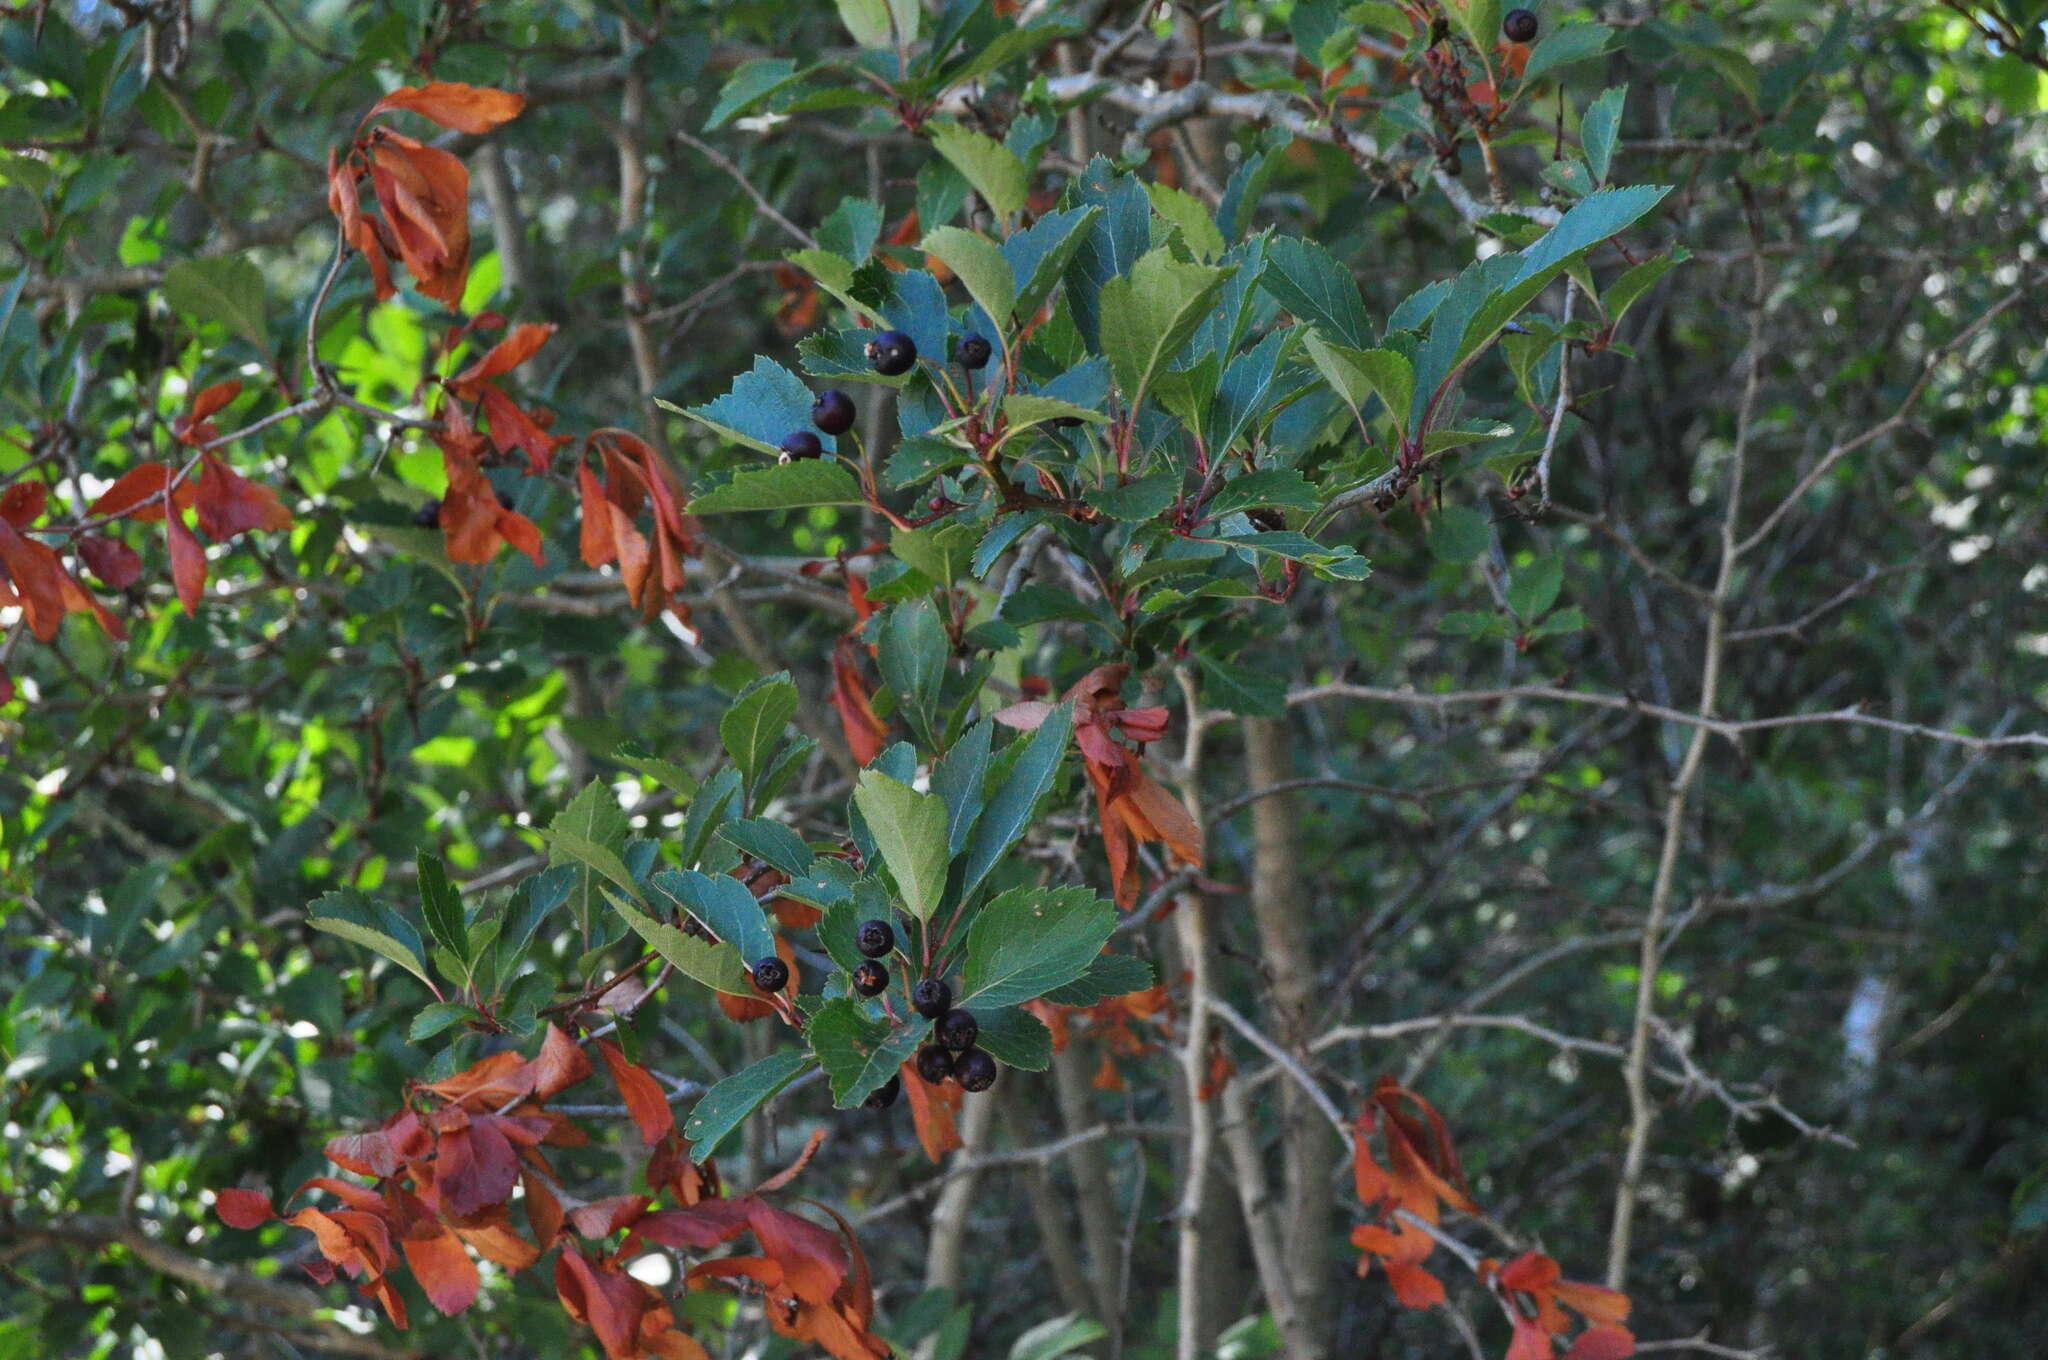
[77,535,142,588]
[214,1188,276,1228]
[193,454,292,540]
[531,1023,594,1101]
[403,1222,481,1315]
[596,1039,674,1145]
[1564,1326,1637,1360]
[88,464,174,521]
[899,1065,963,1163]
[448,321,555,396]
[0,481,45,528]
[165,514,205,614]
[1383,1260,1446,1310]
[372,82,527,134]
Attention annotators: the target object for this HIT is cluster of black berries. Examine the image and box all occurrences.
[778,327,993,463]
[908,976,997,1094]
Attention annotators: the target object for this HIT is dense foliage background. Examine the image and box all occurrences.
[4,1,2045,1357]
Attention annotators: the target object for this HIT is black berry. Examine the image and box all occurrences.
[936,1009,978,1052]
[914,1044,955,1085]
[1503,8,1538,42]
[911,978,952,1019]
[855,918,895,959]
[779,430,824,461]
[495,487,517,512]
[863,1074,902,1110]
[413,499,442,528]
[851,960,889,997]
[811,389,856,435]
[751,956,790,994]
[866,329,917,376]
[954,1048,997,1093]
[954,333,992,369]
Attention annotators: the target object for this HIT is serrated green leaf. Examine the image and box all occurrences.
[606,889,755,996]
[664,357,824,458]
[810,997,930,1106]
[1581,85,1626,184]
[877,600,947,744]
[854,770,950,921]
[720,673,799,792]
[922,225,1016,326]
[684,1050,816,1157]
[307,890,433,989]
[959,703,1072,900]
[1507,555,1563,619]
[408,1002,473,1042]
[1205,469,1320,521]
[1428,505,1491,564]
[971,1006,1053,1071]
[1521,23,1614,85]
[1039,954,1154,1007]
[686,458,864,514]
[1003,393,1107,429]
[1303,334,1414,439]
[1146,181,1225,261]
[1085,471,1179,521]
[705,57,802,130]
[1001,205,1098,320]
[928,122,1028,223]
[961,885,1115,1009]
[1098,249,1237,408]
[717,818,814,877]
[1261,237,1372,349]
[415,852,468,969]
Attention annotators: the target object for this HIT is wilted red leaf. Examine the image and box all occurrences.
[165,513,205,614]
[1383,1260,1446,1310]
[0,481,45,527]
[829,636,889,766]
[448,321,555,397]
[568,1194,654,1240]
[89,463,175,521]
[452,1204,542,1271]
[596,1039,674,1145]
[1564,1326,1637,1360]
[193,454,292,540]
[899,1066,963,1163]
[402,1222,481,1315]
[77,535,142,589]
[189,379,242,424]
[479,385,565,473]
[367,133,471,306]
[521,1165,565,1247]
[434,1116,523,1218]
[755,1128,828,1195]
[372,82,527,134]
[0,521,70,641]
[531,1023,594,1101]
[214,1187,276,1228]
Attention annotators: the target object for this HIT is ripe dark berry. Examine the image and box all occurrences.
[954,333,992,369]
[866,329,917,376]
[779,430,824,461]
[914,1044,955,1085]
[751,956,790,994]
[954,1048,998,1093]
[863,1074,902,1110]
[936,1009,978,1052]
[851,960,889,997]
[1503,8,1538,42]
[811,389,856,435]
[911,977,952,1019]
[413,499,442,528]
[855,918,895,958]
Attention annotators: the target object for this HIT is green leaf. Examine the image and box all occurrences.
[162,256,266,350]
[1196,656,1287,717]
[1581,85,1626,185]
[1220,530,1371,580]
[1428,505,1491,564]
[931,718,992,855]
[1507,556,1563,619]
[959,703,1072,900]
[1097,248,1237,408]
[1003,393,1107,429]
[853,771,951,921]
[684,458,864,514]
[1001,205,1099,321]
[539,825,642,907]
[971,1006,1052,1071]
[1146,182,1225,261]
[891,522,979,585]
[1205,469,1320,521]
[877,600,947,744]
[961,885,1115,1009]
[1438,609,1507,637]
[721,673,799,793]
[833,0,891,46]
[613,744,697,800]
[1085,471,1180,521]
[1601,248,1688,327]
[414,852,468,969]
[1521,23,1615,85]
[606,889,755,996]
[408,1001,474,1043]
[1303,334,1413,440]
[1010,1315,1110,1360]
[809,998,930,1107]
[927,122,1028,223]
[307,889,433,990]
[717,818,815,877]
[1040,954,1154,1007]
[1260,237,1372,349]
[684,1050,816,1157]
[922,225,1016,327]
[705,57,801,130]
[665,356,823,458]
